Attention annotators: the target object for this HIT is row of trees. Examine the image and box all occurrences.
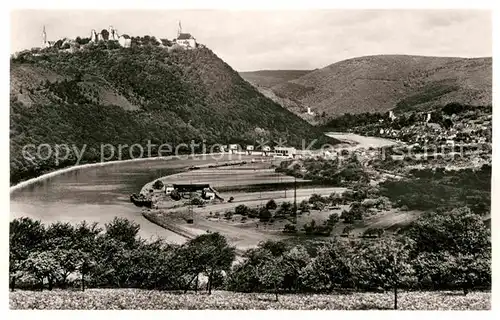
[10,217,234,293]
[227,206,490,307]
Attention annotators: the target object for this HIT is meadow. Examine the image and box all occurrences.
[10,289,490,310]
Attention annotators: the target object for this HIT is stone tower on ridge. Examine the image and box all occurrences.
[108,25,119,40]
[42,25,47,47]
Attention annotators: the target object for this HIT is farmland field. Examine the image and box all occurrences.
[9,289,490,310]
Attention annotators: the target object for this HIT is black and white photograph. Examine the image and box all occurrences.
[6,3,494,311]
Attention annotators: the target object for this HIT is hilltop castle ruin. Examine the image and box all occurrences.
[90,26,131,48]
[39,22,197,51]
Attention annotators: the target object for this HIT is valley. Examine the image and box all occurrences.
[9,19,492,310]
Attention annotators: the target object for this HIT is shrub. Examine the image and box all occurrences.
[170,189,182,201]
[235,205,250,216]
[362,228,384,238]
[309,194,328,204]
[299,200,310,213]
[342,225,354,236]
[302,220,332,236]
[259,208,272,222]
[190,197,204,206]
[325,213,340,227]
[247,208,259,219]
[277,202,294,215]
[349,202,365,220]
[283,224,297,234]
[311,201,325,211]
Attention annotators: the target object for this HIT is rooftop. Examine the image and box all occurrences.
[177,33,194,40]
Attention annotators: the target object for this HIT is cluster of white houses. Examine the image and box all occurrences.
[148,183,218,201]
[40,21,197,50]
[220,144,313,159]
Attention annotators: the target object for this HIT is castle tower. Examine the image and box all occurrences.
[108,26,115,40]
[90,29,98,42]
[42,25,47,47]
[177,20,182,38]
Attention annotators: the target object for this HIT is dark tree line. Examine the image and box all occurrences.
[10,204,490,308]
[10,217,235,293]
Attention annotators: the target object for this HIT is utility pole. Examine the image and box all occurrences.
[293,175,297,224]
[393,249,399,310]
[188,202,194,223]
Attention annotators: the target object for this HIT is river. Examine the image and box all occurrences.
[10,154,252,243]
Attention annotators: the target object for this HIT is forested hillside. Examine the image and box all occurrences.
[10,43,334,184]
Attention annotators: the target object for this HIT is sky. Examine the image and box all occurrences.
[10,9,492,71]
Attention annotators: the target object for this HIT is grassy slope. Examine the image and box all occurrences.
[239,70,313,88]
[10,289,490,310]
[10,46,335,184]
[239,69,317,123]
[268,55,491,118]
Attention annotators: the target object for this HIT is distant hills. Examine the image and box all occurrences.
[10,44,334,184]
[240,69,316,123]
[240,55,492,121]
[239,70,313,88]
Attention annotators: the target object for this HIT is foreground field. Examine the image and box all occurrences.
[10,289,490,310]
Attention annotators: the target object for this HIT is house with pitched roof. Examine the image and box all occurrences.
[118,34,131,48]
[175,21,197,48]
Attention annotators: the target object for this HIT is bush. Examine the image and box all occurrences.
[362,228,384,238]
[283,224,297,234]
[325,214,339,227]
[277,202,294,215]
[342,225,354,236]
[299,200,310,213]
[259,208,272,222]
[311,201,325,211]
[247,208,259,219]
[153,180,163,190]
[265,199,277,210]
[190,197,204,206]
[170,189,182,201]
[302,220,333,236]
[309,194,328,204]
[235,205,250,216]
